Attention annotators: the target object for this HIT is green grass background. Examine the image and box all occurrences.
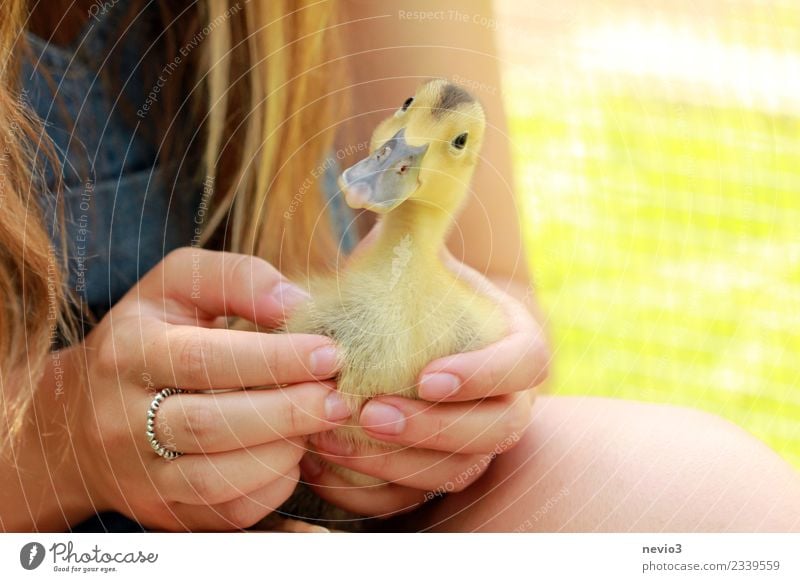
[506,79,800,468]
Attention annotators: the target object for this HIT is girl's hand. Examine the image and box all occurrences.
[302,254,550,518]
[70,248,351,531]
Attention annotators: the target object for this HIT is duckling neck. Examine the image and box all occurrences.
[367,200,455,269]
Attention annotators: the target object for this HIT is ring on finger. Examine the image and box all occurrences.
[146,388,186,460]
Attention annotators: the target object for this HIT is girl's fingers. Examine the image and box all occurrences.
[153,439,305,505]
[418,328,549,402]
[309,431,489,492]
[138,247,310,328]
[419,257,550,402]
[170,467,301,531]
[149,382,352,454]
[301,455,425,519]
[136,319,340,388]
[358,392,533,454]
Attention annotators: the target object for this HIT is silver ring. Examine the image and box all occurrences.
[146,388,185,460]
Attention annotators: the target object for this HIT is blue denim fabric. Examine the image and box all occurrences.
[22,8,356,321]
[22,11,202,319]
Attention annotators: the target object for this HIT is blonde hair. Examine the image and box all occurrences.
[199,0,344,272]
[0,0,346,446]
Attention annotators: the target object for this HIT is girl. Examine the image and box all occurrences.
[2,0,798,532]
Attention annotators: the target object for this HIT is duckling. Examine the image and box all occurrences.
[283,79,508,509]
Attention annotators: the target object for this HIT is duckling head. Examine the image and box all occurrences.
[340,79,485,215]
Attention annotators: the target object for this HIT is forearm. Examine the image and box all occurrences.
[1,347,95,531]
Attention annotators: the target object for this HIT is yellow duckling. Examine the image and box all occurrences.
[285,79,507,490]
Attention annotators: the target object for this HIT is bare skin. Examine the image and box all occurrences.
[413,397,800,532]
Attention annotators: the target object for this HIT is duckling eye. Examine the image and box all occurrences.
[452,132,469,150]
[401,97,414,112]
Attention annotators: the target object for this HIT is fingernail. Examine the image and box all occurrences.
[419,373,460,400]
[310,346,339,376]
[324,392,351,422]
[270,280,310,312]
[361,401,406,435]
[300,453,324,478]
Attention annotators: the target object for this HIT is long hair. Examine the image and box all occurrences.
[196,0,344,271]
[0,0,346,448]
[0,0,77,446]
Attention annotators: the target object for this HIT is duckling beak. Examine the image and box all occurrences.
[339,129,429,213]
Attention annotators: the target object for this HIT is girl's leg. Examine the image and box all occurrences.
[412,396,800,532]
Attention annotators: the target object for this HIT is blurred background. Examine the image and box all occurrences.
[494,0,800,468]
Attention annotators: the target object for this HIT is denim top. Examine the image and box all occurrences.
[22,7,355,320]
